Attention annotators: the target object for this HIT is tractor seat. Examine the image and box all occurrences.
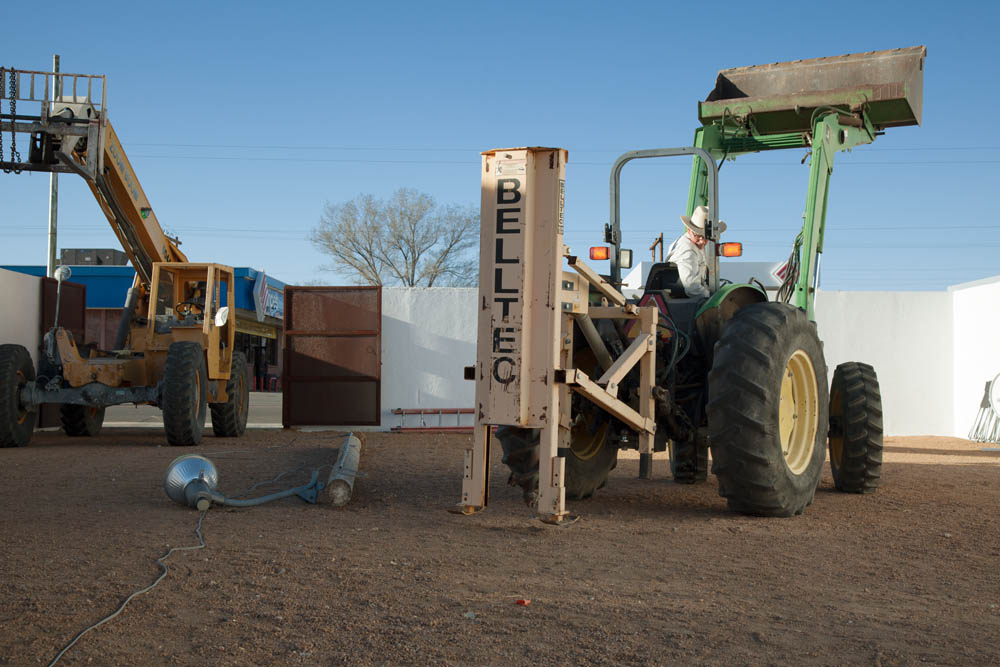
[644,262,688,298]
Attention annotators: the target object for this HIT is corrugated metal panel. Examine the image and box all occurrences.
[282,286,381,427]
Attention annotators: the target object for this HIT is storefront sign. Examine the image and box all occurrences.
[253,271,285,323]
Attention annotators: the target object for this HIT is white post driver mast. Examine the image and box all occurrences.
[457,147,657,524]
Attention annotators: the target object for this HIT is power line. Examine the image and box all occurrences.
[122,153,1000,167]
[128,141,1000,153]
[5,223,992,234]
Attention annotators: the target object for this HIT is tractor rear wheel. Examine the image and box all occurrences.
[829,362,883,493]
[0,344,36,447]
[162,342,208,446]
[210,351,249,437]
[498,412,618,505]
[61,404,105,437]
[707,303,828,517]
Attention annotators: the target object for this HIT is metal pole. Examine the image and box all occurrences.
[46,54,60,278]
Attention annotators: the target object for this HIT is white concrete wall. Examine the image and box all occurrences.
[379,287,477,428]
[376,286,972,437]
[814,290,953,437]
[4,262,988,437]
[950,276,1000,437]
[0,268,41,366]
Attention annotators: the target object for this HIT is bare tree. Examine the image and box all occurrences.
[310,188,478,286]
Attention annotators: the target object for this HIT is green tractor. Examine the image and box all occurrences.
[498,46,923,516]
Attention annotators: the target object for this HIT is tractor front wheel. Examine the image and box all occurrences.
[162,342,208,446]
[707,303,828,517]
[829,362,883,493]
[0,344,36,447]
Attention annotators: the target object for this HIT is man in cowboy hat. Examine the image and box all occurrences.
[665,205,727,298]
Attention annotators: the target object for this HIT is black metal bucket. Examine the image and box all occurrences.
[699,46,926,134]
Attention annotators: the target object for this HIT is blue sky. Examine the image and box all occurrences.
[1,0,996,290]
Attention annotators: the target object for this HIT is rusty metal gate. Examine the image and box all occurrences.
[282,286,381,427]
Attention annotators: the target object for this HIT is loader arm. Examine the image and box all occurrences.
[80,120,188,285]
[684,112,876,318]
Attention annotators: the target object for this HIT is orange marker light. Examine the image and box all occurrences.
[719,242,743,258]
[589,246,610,261]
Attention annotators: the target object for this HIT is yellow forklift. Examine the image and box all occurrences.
[0,67,248,446]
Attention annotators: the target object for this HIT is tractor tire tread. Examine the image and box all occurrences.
[707,303,829,517]
[496,424,618,503]
[829,362,883,494]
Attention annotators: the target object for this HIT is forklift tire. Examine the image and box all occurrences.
[829,362,883,493]
[210,351,249,437]
[497,420,619,505]
[0,344,36,447]
[61,405,105,437]
[669,431,708,484]
[162,342,208,446]
[707,303,828,517]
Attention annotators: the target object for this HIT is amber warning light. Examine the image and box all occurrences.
[719,242,742,258]
[589,246,610,261]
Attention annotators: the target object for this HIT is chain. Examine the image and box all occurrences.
[8,68,20,174]
[1,68,7,174]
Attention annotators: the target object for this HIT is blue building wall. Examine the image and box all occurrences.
[0,265,286,315]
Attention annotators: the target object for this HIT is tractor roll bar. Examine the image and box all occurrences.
[608,147,719,288]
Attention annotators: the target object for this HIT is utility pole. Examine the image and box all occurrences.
[46,54,60,278]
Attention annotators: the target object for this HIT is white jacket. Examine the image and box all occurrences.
[665,233,709,298]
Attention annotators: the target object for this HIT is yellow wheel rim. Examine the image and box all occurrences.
[778,349,819,475]
[570,416,609,461]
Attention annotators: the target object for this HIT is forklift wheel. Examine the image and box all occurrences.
[0,344,36,447]
[61,405,106,437]
[162,342,208,446]
[210,351,249,437]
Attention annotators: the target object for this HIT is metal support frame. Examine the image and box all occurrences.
[459,146,656,523]
[21,381,159,410]
[0,67,107,179]
[47,55,61,279]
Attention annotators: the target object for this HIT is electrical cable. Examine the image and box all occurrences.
[657,311,691,379]
[46,441,319,666]
[47,511,208,667]
[776,233,802,304]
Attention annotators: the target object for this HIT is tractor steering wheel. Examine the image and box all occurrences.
[175,301,204,317]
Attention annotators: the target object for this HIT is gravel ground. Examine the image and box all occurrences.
[1,428,998,666]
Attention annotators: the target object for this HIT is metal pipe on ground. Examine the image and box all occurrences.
[325,432,363,506]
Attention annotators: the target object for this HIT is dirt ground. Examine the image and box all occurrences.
[1,429,998,666]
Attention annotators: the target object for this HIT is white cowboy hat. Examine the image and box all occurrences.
[680,205,727,236]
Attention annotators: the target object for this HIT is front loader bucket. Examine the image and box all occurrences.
[699,46,926,134]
